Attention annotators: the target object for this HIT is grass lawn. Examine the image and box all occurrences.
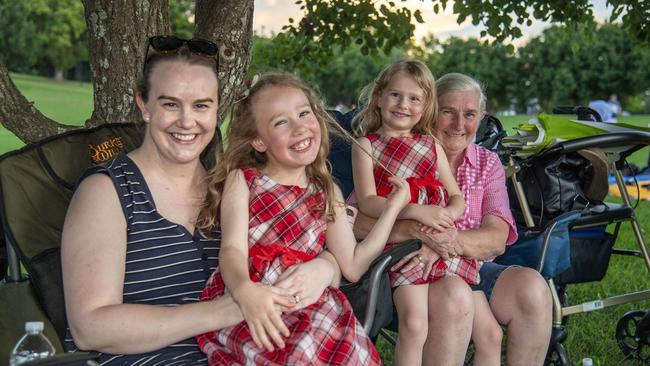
[0,73,92,154]
[2,74,650,364]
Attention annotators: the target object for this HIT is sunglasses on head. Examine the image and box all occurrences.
[144,35,219,71]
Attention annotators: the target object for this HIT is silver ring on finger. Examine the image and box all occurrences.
[293,294,301,304]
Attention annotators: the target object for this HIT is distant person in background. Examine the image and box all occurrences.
[609,94,622,117]
[588,99,617,123]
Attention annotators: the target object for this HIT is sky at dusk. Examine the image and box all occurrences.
[253,0,614,45]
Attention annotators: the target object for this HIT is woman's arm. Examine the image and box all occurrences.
[435,143,465,220]
[353,212,455,260]
[219,169,294,352]
[455,214,508,259]
[62,174,243,354]
[326,178,410,282]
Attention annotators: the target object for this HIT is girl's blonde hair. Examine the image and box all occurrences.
[352,59,438,137]
[198,73,341,233]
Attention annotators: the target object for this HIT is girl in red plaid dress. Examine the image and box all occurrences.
[351,60,498,365]
[196,73,411,365]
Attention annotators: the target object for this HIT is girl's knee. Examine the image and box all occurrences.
[474,322,503,350]
[429,276,473,315]
[398,310,428,343]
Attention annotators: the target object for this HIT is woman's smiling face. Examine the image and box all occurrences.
[434,90,482,155]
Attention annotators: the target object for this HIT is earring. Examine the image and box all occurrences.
[144,115,150,122]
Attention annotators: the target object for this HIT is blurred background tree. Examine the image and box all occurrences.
[1,0,650,143]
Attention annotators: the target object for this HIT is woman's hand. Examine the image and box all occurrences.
[274,258,334,309]
[232,282,295,352]
[419,225,464,259]
[391,244,441,278]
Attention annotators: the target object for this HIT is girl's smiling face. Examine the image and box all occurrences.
[250,85,322,175]
[376,71,425,137]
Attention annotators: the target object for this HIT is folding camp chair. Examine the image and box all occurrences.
[0,123,143,361]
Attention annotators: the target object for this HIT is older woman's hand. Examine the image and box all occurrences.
[274,257,334,310]
[391,244,441,279]
[419,225,464,259]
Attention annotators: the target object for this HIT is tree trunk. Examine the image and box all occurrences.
[195,0,254,124]
[53,69,65,81]
[0,62,71,143]
[83,0,170,127]
[0,0,252,143]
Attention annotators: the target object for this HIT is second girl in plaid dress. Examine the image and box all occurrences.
[196,73,411,365]
[365,132,480,287]
[351,60,485,365]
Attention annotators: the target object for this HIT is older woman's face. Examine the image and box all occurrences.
[434,90,482,155]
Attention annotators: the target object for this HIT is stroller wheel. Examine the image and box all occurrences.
[545,342,569,366]
[616,310,650,361]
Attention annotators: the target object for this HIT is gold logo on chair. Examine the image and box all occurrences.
[89,137,124,163]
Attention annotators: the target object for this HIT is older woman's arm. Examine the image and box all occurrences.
[433,214,508,260]
[62,174,243,354]
[354,212,456,260]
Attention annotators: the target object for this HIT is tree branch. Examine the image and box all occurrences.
[0,61,72,143]
[195,0,254,124]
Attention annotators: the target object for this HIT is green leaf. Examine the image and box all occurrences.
[414,10,424,23]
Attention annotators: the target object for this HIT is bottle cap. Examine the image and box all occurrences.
[25,321,44,332]
[582,358,594,366]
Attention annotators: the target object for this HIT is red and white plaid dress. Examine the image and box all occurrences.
[197,167,381,366]
[366,132,480,286]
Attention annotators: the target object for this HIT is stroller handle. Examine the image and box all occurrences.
[525,131,650,165]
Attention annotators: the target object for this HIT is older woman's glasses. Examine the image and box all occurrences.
[144,35,219,71]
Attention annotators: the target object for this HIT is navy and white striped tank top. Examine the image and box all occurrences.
[64,154,220,365]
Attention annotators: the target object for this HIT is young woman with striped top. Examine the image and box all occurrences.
[61,37,340,365]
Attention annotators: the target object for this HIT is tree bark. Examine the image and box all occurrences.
[0,0,252,143]
[195,0,254,123]
[83,0,170,127]
[0,62,71,143]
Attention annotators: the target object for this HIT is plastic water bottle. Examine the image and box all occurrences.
[9,321,56,365]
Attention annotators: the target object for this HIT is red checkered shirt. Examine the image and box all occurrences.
[197,167,381,366]
[365,133,480,286]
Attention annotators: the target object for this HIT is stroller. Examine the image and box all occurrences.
[490,107,650,365]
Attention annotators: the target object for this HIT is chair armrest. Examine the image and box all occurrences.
[340,239,421,335]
